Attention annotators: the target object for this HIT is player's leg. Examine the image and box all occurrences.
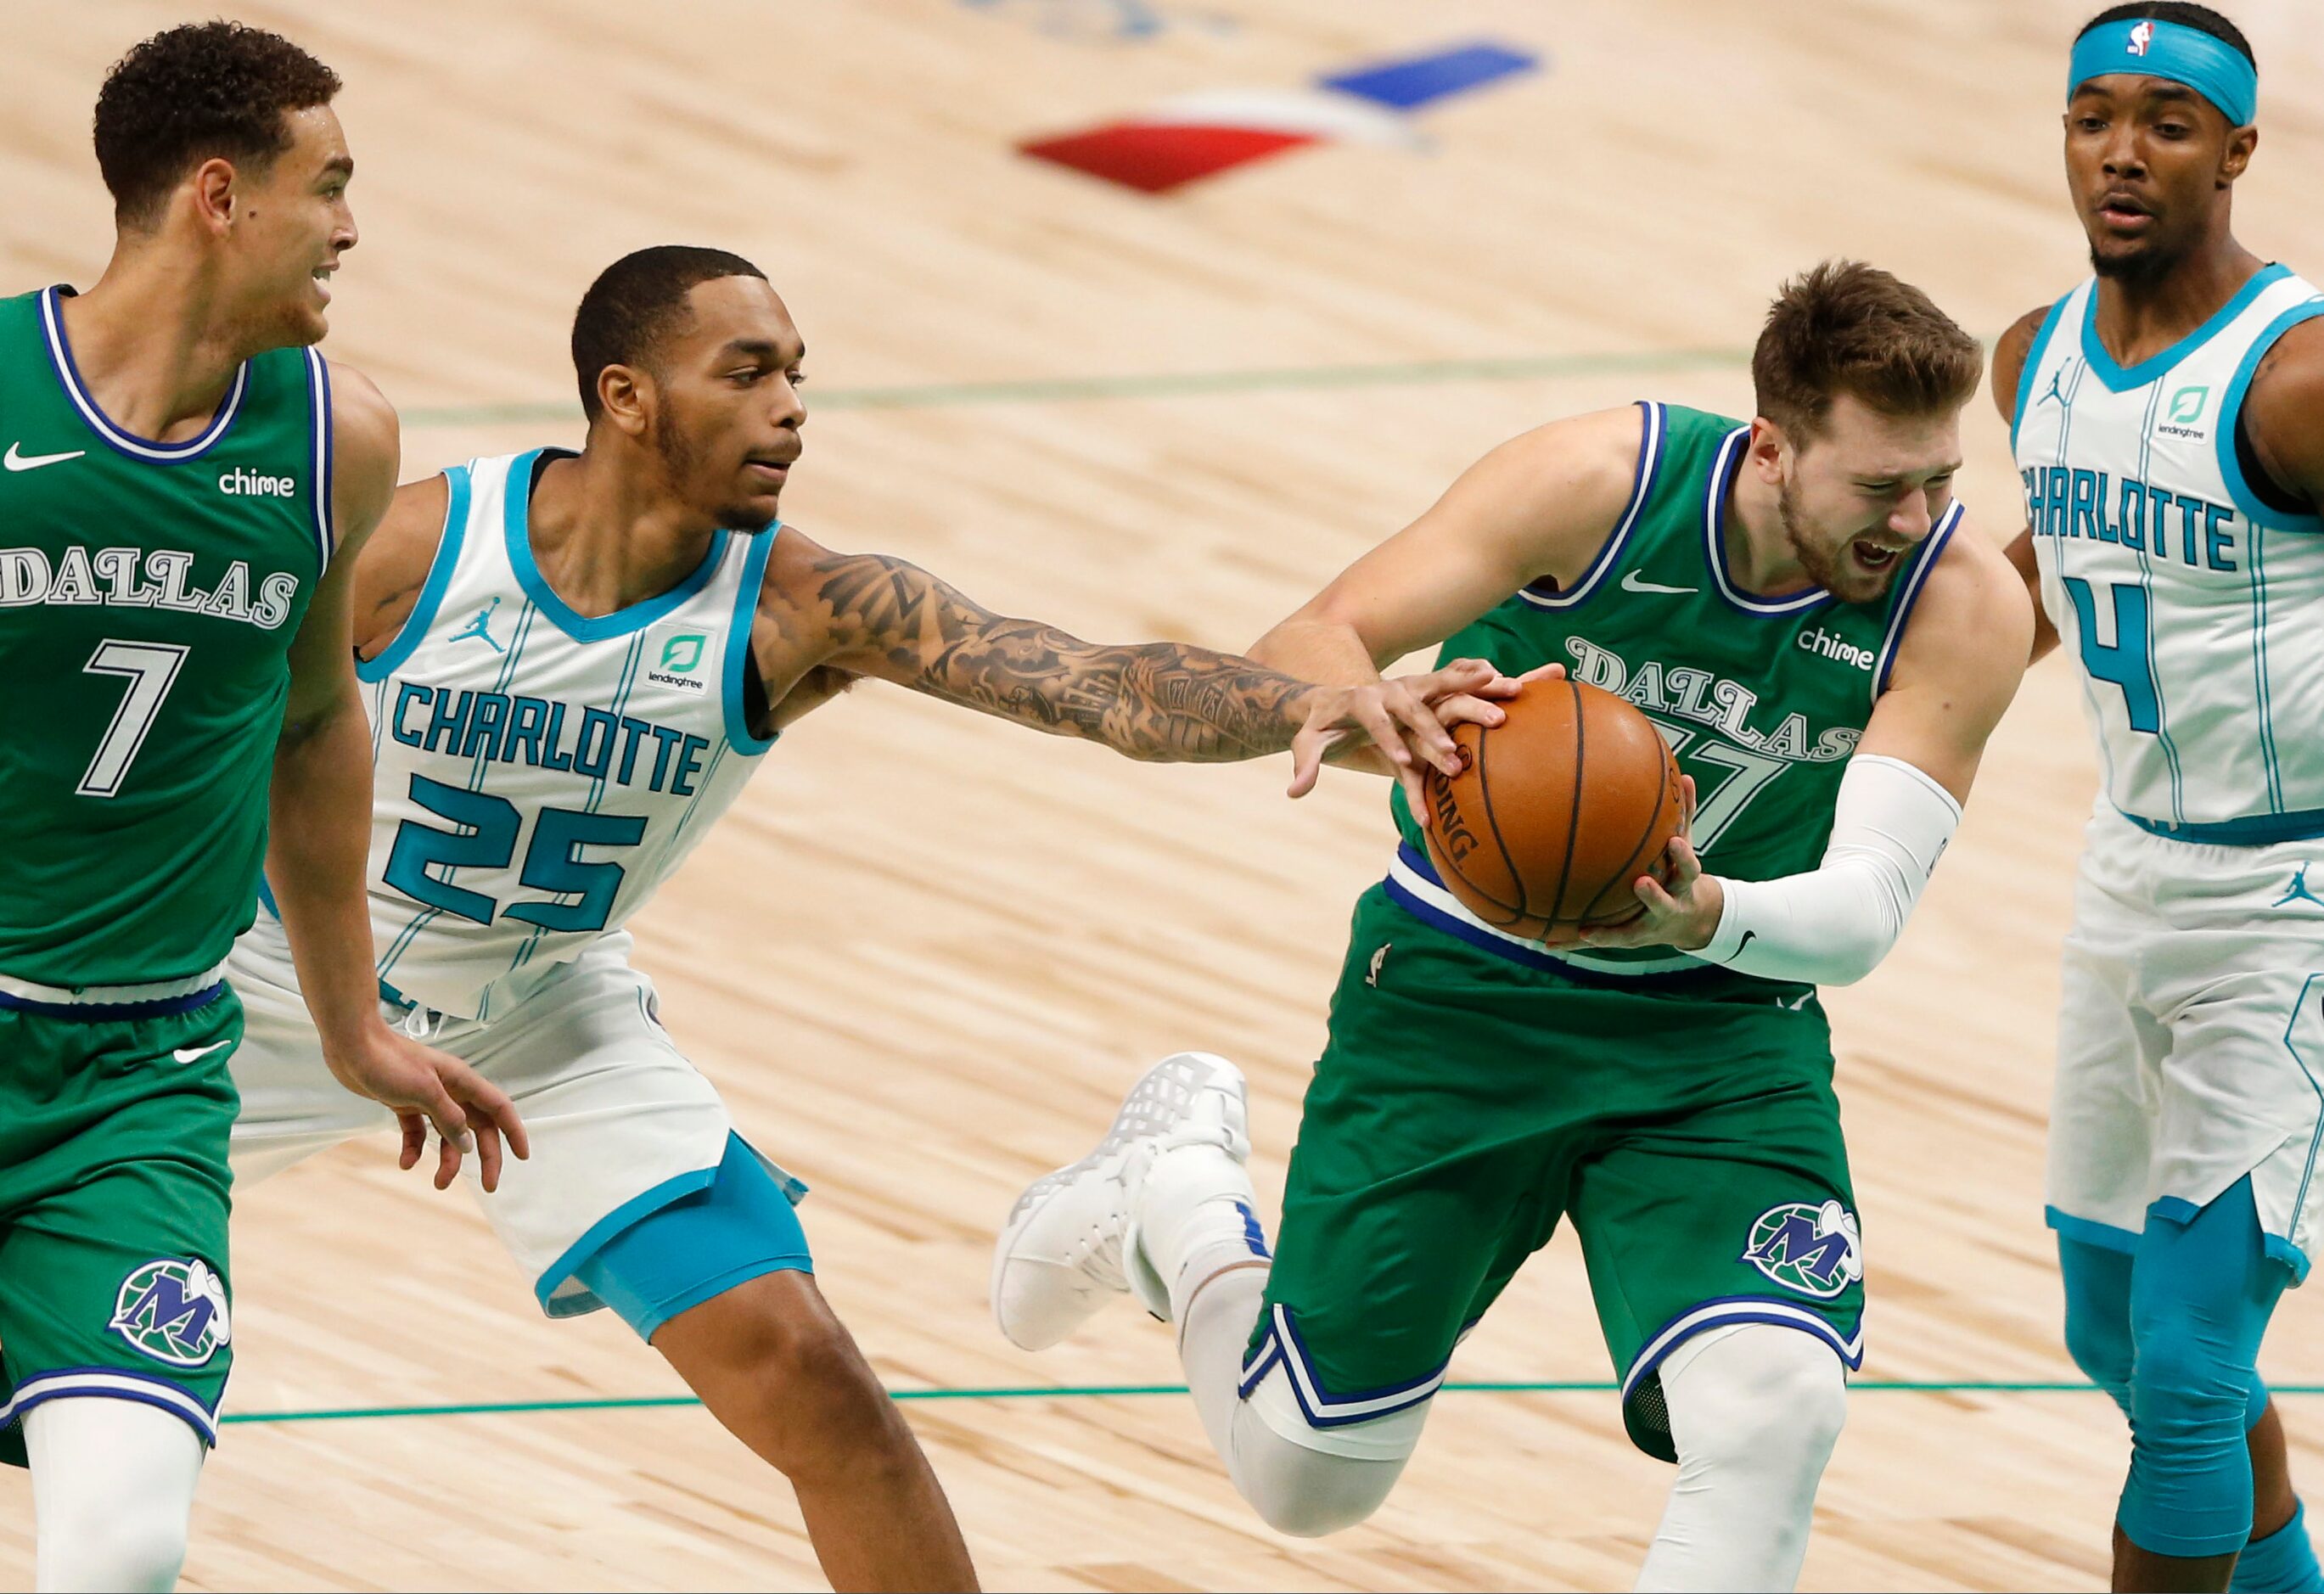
[582,1142,974,1591]
[25,1399,205,1592]
[0,998,240,1591]
[225,909,396,1182]
[452,937,974,1589]
[996,889,1581,1536]
[2115,1178,2287,1591]
[1569,982,1861,1593]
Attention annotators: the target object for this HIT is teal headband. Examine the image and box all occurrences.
[2069,17,2257,126]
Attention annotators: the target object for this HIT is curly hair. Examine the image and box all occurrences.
[93,21,341,228]
[1752,261,1983,443]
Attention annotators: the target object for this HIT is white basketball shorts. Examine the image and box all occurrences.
[2046,803,2324,1280]
[227,910,805,1317]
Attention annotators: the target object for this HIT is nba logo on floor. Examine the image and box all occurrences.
[109,1259,231,1367]
[1742,1201,1862,1299]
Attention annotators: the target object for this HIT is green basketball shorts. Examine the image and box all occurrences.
[0,985,240,1464]
[1250,885,1863,1461]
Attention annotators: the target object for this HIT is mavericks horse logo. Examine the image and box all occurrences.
[1743,1200,1863,1299]
[109,1258,231,1367]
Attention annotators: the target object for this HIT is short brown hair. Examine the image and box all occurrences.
[94,22,341,229]
[1751,261,1982,441]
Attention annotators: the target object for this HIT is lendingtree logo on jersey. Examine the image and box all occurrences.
[109,1258,231,1367]
[647,626,711,696]
[1741,1199,1863,1299]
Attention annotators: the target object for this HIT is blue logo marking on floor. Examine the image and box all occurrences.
[1317,41,1541,112]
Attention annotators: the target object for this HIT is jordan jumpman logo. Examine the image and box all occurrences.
[452,595,505,653]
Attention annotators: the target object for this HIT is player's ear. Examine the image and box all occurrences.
[188,158,239,237]
[1746,417,1791,484]
[595,364,651,440]
[2220,125,2257,186]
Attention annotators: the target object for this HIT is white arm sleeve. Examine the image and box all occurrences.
[1692,754,1962,986]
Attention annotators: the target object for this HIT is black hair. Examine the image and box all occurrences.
[2077,3,2254,65]
[570,245,770,420]
[93,22,341,229]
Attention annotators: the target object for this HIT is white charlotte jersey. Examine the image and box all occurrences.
[354,449,777,1019]
[2013,265,2324,840]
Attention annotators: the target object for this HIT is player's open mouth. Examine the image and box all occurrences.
[2096,192,2153,231]
[1852,539,1899,570]
[310,267,334,305]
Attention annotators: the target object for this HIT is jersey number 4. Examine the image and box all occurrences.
[2062,576,2162,734]
[384,773,646,933]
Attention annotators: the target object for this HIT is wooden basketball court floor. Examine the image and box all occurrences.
[8,0,2324,1586]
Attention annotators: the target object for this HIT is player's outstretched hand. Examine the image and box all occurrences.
[1288,657,1517,805]
[1577,776,1724,952]
[326,1026,532,1193]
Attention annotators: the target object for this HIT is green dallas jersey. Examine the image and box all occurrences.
[1388,400,1958,974]
[0,287,329,988]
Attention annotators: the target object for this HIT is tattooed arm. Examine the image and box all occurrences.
[755,531,1506,798]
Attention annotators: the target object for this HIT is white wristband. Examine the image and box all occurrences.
[1695,754,1962,986]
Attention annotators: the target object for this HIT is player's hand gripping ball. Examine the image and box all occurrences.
[1420,677,1686,941]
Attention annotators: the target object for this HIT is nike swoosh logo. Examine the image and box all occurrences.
[171,1041,233,1064]
[4,442,87,472]
[1620,570,1696,595]
[1735,931,1757,952]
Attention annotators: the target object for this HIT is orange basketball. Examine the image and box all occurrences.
[1420,679,1686,938]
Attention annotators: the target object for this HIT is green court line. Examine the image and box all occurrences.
[400,347,1753,429]
[219,1379,2324,1428]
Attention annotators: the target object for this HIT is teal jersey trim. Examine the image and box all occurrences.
[2079,263,2291,394]
[534,1165,721,1316]
[723,526,781,754]
[2214,296,2324,532]
[2117,805,2324,845]
[502,448,733,642]
[357,463,474,683]
[2011,291,2075,455]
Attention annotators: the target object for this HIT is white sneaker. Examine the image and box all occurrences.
[991,1052,1249,1351]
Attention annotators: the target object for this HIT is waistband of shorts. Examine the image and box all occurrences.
[1382,843,1710,980]
[2116,805,2324,847]
[0,963,229,1020]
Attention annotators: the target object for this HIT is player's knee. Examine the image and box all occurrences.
[1667,1327,1846,1480]
[1228,1425,1403,1538]
[38,1492,189,1593]
[2128,1311,2253,1448]
[2061,1301,2136,1411]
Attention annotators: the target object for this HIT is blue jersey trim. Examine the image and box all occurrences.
[2214,296,2324,532]
[1518,400,1665,610]
[504,448,733,643]
[356,465,473,684]
[0,982,226,1021]
[723,526,780,755]
[305,348,336,575]
[2045,1204,2141,1254]
[2147,1195,2312,1283]
[1701,427,1833,617]
[533,1165,721,1315]
[2115,806,2324,846]
[1620,1294,1866,1406]
[2010,291,2076,457]
[36,287,248,464]
[1871,502,1962,700]
[2079,262,2292,394]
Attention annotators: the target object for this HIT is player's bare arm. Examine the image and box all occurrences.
[1587,525,2033,965]
[2238,317,2324,517]
[268,364,527,1189]
[1252,403,1647,682]
[750,527,1502,804]
[1994,305,2063,662]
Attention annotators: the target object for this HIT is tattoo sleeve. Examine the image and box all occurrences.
[812,552,1318,761]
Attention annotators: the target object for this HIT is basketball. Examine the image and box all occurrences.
[1420,679,1685,938]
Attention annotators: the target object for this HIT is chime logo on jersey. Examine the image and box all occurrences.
[1742,1199,1862,1299]
[647,626,711,696]
[109,1258,231,1367]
